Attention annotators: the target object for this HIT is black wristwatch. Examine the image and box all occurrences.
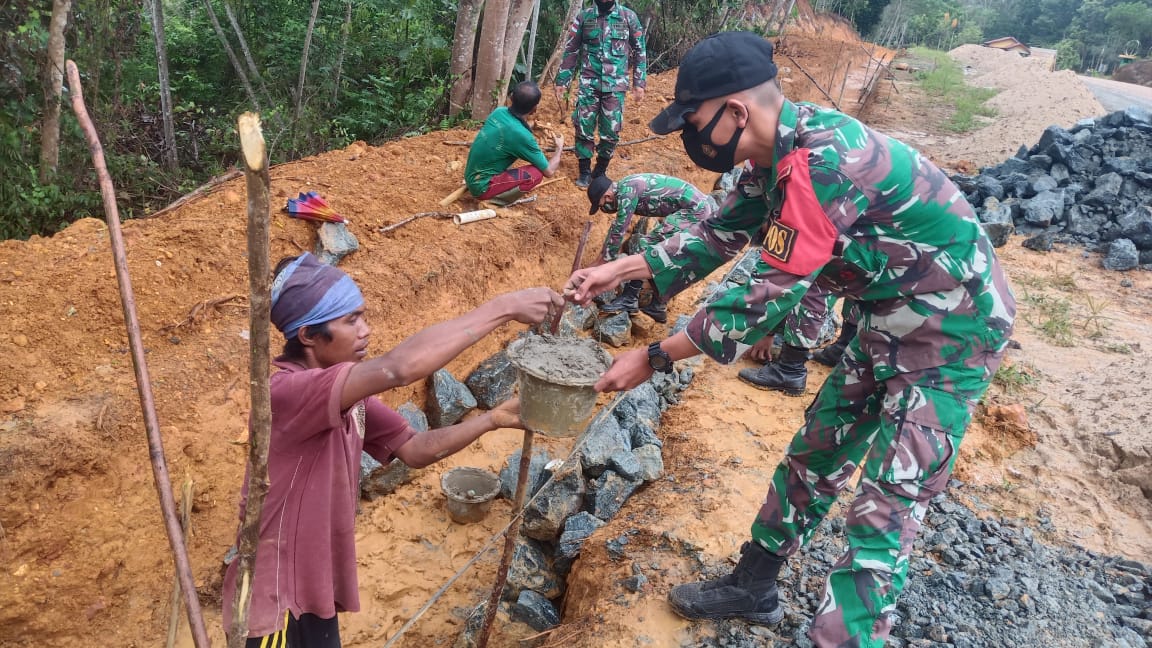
[647,341,674,374]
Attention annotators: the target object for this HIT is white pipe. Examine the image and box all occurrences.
[453,208,498,225]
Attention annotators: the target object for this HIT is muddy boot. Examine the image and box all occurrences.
[575,158,592,189]
[737,344,808,396]
[600,280,641,314]
[639,299,668,324]
[668,542,786,625]
[592,156,611,179]
[812,321,857,367]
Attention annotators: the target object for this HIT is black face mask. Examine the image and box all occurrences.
[681,103,744,173]
[595,0,614,15]
[600,200,617,214]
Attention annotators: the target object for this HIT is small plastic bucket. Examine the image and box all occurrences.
[506,336,612,438]
[440,467,501,524]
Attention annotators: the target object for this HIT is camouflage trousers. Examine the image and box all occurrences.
[573,89,625,160]
[781,296,862,349]
[751,336,1005,647]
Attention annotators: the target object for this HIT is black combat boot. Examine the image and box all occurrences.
[639,299,667,323]
[668,542,785,625]
[812,321,857,367]
[599,280,641,314]
[737,344,808,396]
[575,158,592,189]
[592,156,611,178]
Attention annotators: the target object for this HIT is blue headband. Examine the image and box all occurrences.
[270,253,365,341]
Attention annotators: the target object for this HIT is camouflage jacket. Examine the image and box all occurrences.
[555,4,647,93]
[602,173,715,260]
[645,100,1016,379]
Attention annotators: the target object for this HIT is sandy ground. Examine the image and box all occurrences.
[1,17,1150,648]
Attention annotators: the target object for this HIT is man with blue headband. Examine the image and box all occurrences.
[221,252,562,647]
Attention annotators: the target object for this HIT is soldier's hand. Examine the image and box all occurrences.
[594,347,652,393]
[563,265,620,305]
[496,287,564,324]
[632,87,645,103]
[553,134,564,150]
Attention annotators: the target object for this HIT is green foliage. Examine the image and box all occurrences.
[992,361,1037,394]
[910,47,998,133]
[1055,38,1084,70]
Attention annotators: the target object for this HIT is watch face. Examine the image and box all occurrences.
[648,343,673,372]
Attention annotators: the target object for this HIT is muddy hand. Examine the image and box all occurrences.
[747,335,775,363]
[501,287,564,324]
[563,266,619,305]
[594,347,652,393]
[489,398,524,429]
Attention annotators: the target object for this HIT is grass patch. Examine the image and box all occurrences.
[909,47,999,133]
[992,361,1038,394]
[1021,290,1074,346]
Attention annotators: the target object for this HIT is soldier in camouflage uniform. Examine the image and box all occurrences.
[553,0,646,188]
[563,32,1016,648]
[586,172,718,323]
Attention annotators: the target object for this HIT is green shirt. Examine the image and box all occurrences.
[465,107,549,196]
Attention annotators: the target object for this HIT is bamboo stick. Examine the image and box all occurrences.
[65,59,211,648]
[227,112,274,648]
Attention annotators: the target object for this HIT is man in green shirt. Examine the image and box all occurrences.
[466,81,564,205]
[563,32,1015,648]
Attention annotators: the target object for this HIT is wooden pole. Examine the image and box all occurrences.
[549,220,592,335]
[475,429,535,648]
[227,112,274,648]
[65,60,211,648]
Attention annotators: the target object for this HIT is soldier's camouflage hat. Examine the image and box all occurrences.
[649,32,778,135]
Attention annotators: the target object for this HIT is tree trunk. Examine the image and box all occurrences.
[524,0,540,80]
[223,0,273,107]
[202,0,261,110]
[332,0,353,102]
[448,0,485,116]
[147,0,178,170]
[498,0,536,94]
[295,0,322,120]
[538,0,582,86]
[38,0,73,183]
[470,0,512,119]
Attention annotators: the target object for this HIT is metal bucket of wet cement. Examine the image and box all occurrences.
[441,467,501,524]
[506,335,612,438]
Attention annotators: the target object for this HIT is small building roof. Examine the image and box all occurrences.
[983,36,1031,55]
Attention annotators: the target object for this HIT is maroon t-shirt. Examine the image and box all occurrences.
[222,359,415,638]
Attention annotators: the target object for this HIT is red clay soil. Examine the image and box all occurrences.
[0,19,969,648]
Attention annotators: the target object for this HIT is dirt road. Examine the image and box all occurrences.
[1080,75,1152,112]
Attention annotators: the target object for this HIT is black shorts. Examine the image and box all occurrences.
[246,611,340,648]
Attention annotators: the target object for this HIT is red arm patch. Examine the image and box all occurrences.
[759,148,838,276]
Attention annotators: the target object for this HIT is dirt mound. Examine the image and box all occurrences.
[1114,60,1152,87]
[941,44,1106,167]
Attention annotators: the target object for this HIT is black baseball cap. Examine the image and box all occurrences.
[587,175,614,215]
[649,32,778,135]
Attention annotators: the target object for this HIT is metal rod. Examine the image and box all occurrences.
[65,59,211,648]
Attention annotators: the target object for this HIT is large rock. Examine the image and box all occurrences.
[594,311,632,348]
[499,448,551,500]
[1064,206,1107,238]
[315,222,359,266]
[1083,172,1123,208]
[360,402,428,500]
[558,303,596,335]
[1022,231,1057,252]
[426,369,477,427]
[1117,206,1152,250]
[464,350,517,410]
[580,413,631,477]
[556,512,606,574]
[1103,239,1139,271]
[511,590,560,632]
[1022,190,1065,226]
[522,458,585,541]
[507,537,562,601]
[633,444,664,482]
[981,222,1014,248]
[614,382,662,435]
[587,470,644,521]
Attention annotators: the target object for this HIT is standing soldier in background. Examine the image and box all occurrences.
[553,0,646,189]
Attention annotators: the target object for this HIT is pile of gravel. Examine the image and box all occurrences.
[684,480,1151,648]
[952,107,1152,271]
